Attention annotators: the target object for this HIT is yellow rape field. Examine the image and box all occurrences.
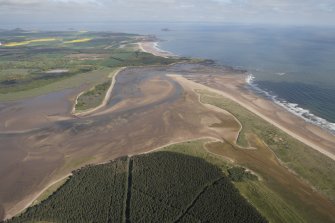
[3,38,57,47]
[64,38,92,44]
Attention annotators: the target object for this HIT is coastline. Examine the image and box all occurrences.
[138,41,175,58]
[246,74,335,135]
[150,40,335,159]
[172,74,335,161]
[4,37,335,221]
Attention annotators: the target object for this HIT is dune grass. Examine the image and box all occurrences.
[159,140,306,223]
[197,90,335,203]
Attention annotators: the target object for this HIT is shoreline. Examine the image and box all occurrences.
[151,38,335,138]
[137,41,175,58]
[173,74,335,161]
[5,137,219,221]
[5,174,72,220]
[72,67,125,117]
[246,74,335,136]
[152,40,335,157]
[3,37,335,221]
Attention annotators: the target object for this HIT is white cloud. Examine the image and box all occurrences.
[0,0,334,26]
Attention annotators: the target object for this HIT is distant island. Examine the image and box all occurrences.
[0,29,334,223]
[161,28,171,32]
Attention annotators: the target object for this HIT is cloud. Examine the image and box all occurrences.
[0,0,41,6]
[0,0,334,26]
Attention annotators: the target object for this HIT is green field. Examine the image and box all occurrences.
[8,151,266,223]
[0,29,182,101]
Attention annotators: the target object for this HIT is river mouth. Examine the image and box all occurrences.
[1,62,335,222]
[1,62,236,219]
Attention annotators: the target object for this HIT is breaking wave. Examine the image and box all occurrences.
[246,74,335,135]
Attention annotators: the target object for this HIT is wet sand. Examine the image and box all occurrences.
[0,52,334,221]
[0,64,238,220]
[174,72,335,160]
[73,67,126,116]
[0,89,76,133]
[138,42,174,58]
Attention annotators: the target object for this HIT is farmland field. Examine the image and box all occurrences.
[1,28,334,223]
[0,29,180,101]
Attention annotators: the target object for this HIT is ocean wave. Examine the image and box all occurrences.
[246,74,335,135]
[153,42,176,56]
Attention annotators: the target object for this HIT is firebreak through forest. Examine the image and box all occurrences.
[7,151,267,223]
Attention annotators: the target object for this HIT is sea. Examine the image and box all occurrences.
[2,21,335,134]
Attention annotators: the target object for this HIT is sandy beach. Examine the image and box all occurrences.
[1,40,335,222]
[138,42,174,58]
[174,73,335,161]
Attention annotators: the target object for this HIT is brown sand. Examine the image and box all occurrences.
[1,45,335,221]
[138,42,174,58]
[72,67,126,116]
[172,74,335,161]
[1,68,237,220]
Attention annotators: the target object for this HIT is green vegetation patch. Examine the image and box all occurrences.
[101,51,180,67]
[0,68,113,101]
[235,181,305,223]
[31,177,69,206]
[198,90,335,202]
[8,151,266,223]
[9,157,129,223]
[159,140,310,223]
[76,80,111,111]
[0,30,183,100]
[228,167,258,182]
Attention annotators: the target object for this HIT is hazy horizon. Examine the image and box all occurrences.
[0,0,335,27]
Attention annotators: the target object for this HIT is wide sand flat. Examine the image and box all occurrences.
[0,65,238,219]
[1,46,335,221]
[179,72,335,160]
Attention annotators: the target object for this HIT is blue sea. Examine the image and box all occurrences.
[2,22,335,134]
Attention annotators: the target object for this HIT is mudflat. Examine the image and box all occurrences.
[1,40,335,222]
[0,64,239,219]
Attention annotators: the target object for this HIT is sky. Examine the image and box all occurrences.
[0,0,334,26]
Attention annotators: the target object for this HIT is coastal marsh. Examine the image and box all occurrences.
[0,30,173,101]
[1,28,334,223]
